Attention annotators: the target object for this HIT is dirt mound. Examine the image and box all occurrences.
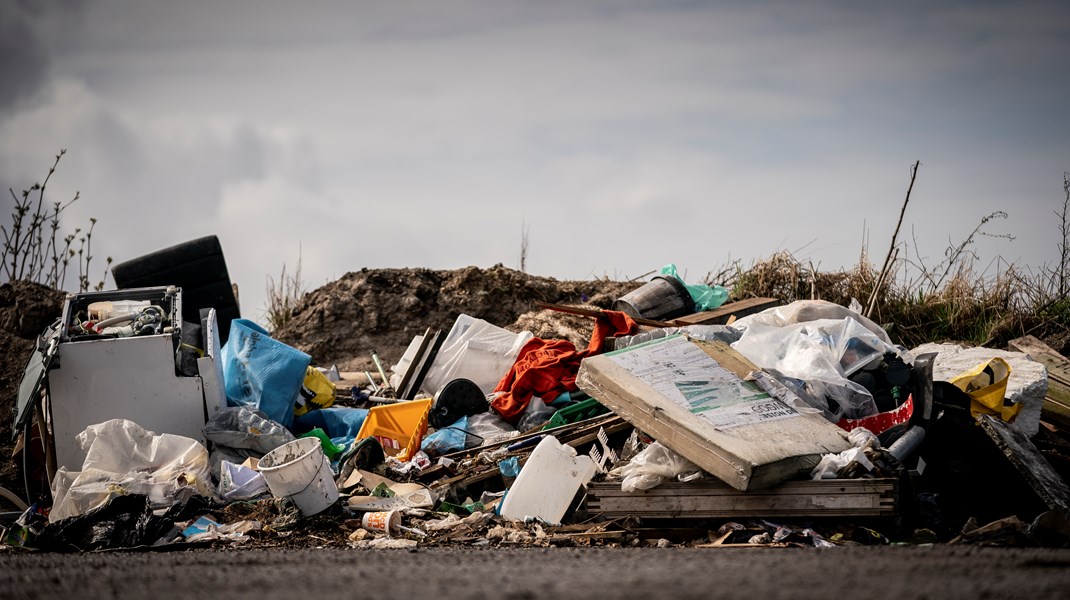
[273,264,639,371]
[0,281,66,498]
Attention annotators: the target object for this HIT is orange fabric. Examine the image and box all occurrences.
[491,310,638,424]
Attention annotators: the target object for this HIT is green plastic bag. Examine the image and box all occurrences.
[659,264,728,311]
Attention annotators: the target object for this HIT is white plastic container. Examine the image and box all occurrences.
[498,435,598,525]
[257,437,339,516]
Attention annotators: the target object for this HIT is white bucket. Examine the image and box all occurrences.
[258,437,339,516]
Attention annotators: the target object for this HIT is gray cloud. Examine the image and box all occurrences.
[3,0,1069,321]
[0,5,50,114]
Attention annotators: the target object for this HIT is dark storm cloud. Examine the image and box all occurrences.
[0,5,50,114]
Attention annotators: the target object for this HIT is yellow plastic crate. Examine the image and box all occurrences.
[355,398,432,462]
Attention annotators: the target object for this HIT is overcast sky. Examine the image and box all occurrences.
[3,1,1068,325]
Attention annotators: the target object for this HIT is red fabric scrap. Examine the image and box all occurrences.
[491,310,638,424]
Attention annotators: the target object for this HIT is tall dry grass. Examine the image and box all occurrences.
[723,240,1068,353]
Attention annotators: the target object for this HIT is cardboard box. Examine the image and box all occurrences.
[576,335,850,491]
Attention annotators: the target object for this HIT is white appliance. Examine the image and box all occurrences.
[45,286,225,472]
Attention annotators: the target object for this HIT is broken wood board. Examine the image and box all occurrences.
[1008,335,1070,430]
[584,478,897,519]
[535,301,673,328]
[576,336,851,491]
[668,297,779,327]
[978,413,1070,511]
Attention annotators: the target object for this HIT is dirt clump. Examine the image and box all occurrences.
[272,264,639,371]
[0,281,66,500]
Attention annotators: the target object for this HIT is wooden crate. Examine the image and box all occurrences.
[583,478,897,519]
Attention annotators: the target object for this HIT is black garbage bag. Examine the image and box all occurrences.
[35,494,223,552]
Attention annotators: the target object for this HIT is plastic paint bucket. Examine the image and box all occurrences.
[258,437,339,516]
[361,510,401,535]
[613,275,696,321]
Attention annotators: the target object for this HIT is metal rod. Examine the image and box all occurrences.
[370,351,390,387]
[364,371,380,393]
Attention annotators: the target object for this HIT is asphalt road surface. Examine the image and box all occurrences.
[2,546,1069,600]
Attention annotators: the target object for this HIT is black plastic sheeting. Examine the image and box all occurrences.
[35,494,220,552]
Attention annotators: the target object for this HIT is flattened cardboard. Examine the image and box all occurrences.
[576,336,850,491]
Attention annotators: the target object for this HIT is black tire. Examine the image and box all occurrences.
[111,235,240,340]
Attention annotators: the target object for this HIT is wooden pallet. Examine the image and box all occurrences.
[583,478,897,519]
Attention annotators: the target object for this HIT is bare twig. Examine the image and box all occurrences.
[1057,171,1070,297]
[867,160,920,318]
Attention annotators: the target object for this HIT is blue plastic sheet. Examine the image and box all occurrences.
[221,319,310,429]
[421,416,469,455]
[293,406,369,440]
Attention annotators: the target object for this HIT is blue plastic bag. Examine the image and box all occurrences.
[220,319,310,429]
[421,416,469,456]
[660,263,729,311]
[294,406,369,440]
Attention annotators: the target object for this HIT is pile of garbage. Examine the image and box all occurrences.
[2,261,1069,552]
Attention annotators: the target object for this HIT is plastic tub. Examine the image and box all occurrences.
[258,437,339,516]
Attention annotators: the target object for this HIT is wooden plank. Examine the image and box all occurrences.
[978,413,1070,511]
[668,298,780,327]
[589,480,894,498]
[534,301,673,328]
[1008,336,1070,429]
[584,478,897,518]
[1008,335,1070,389]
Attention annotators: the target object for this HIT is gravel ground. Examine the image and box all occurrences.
[2,546,1069,600]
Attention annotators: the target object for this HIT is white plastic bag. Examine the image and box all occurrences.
[610,441,702,492]
[731,299,892,344]
[415,314,534,396]
[49,419,215,522]
[517,396,556,432]
[810,427,879,479]
[218,460,268,500]
[731,316,902,421]
[464,412,518,447]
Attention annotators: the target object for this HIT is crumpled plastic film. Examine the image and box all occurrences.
[49,419,215,522]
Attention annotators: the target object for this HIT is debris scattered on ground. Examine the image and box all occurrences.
[3,261,1070,554]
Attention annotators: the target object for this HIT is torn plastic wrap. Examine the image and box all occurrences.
[811,428,880,479]
[609,441,703,492]
[658,263,729,311]
[49,419,216,523]
[731,316,903,421]
[730,299,893,344]
[415,314,534,397]
[218,460,269,500]
[203,406,295,478]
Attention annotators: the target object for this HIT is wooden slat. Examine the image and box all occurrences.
[583,478,897,518]
[668,297,780,327]
[978,414,1070,511]
[534,301,674,328]
[1008,335,1070,429]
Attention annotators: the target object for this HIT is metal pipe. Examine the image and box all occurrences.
[888,426,926,462]
[370,351,390,387]
[364,371,380,393]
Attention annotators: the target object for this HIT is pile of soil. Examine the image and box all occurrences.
[273,264,640,372]
[0,281,65,499]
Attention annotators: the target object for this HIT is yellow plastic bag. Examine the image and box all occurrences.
[949,357,1019,422]
[294,366,336,417]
